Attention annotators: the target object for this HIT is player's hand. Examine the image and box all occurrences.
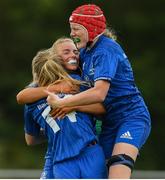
[50,107,75,119]
[45,90,61,108]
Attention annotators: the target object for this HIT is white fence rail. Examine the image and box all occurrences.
[0,169,165,179]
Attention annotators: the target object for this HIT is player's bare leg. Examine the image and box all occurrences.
[108,143,138,179]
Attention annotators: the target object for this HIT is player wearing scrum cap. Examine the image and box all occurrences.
[46,4,151,179]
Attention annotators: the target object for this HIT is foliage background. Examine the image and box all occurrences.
[0,0,164,170]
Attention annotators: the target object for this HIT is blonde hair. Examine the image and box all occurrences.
[103,28,117,41]
[51,37,74,57]
[32,48,81,88]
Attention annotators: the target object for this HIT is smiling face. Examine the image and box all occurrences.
[55,40,79,71]
[70,23,88,50]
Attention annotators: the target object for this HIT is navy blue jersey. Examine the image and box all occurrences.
[80,35,150,123]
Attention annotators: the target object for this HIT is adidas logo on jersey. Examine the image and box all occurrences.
[120,131,133,139]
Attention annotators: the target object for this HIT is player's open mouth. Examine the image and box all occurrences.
[67,59,78,65]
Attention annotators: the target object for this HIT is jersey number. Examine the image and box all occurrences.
[41,106,77,133]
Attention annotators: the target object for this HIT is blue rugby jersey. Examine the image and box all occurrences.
[24,97,97,163]
[24,82,53,167]
[24,74,97,164]
[24,102,54,156]
[80,35,150,123]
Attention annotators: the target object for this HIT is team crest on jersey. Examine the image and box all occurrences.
[89,62,95,75]
[83,62,95,76]
[89,68,95,75]
[84,75,94,87]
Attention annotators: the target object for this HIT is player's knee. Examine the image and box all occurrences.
[107,154,135,171]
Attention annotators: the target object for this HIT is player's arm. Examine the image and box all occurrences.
[16,81,79,105]
[25,130,46,146]
[24,105,46,146]
[50,103,106,119]
[17,87,47,104]
[74,103,105,115]
[46,80,110,108]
